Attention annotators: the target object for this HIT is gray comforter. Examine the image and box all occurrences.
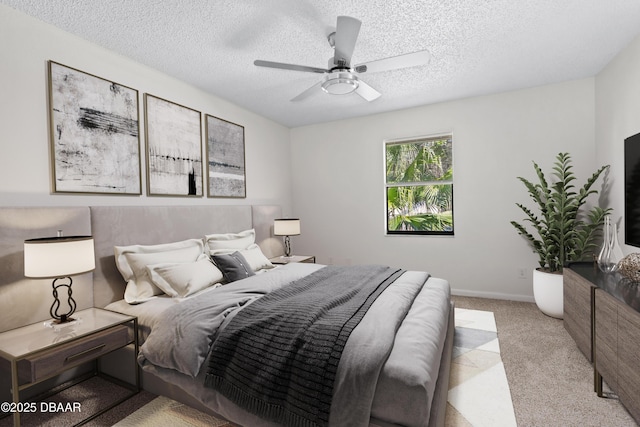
[206,265,407,427]
[137,263,450,427]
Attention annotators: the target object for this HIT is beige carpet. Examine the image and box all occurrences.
[453,295,637,426]
[112,396,234,427]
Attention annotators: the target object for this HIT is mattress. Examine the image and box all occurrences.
[106,262,451,427]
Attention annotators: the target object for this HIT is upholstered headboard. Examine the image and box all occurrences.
[0,205,284,332]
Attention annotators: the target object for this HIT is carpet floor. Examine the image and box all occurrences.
[0,375,155,427]
[453,295,637,426]
[112,396,234,427]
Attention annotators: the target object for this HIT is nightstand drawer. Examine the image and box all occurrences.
[17,325,129,383]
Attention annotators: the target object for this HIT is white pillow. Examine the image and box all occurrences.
[147,258,224,298]
[239,244,274,271]
[204,229,255,255]
[114,239,205,303]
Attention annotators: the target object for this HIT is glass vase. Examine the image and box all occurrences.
[597,216,624,272]
[597,216,612,272]
[609,223,624,271]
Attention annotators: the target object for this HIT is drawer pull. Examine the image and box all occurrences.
[65,344,106,362]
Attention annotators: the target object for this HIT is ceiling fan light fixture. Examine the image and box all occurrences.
[321,72,359,95]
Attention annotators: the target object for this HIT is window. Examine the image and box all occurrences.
[385,135,453,235]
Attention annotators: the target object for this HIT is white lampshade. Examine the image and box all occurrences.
[273,219,301,236]
[24,236,95,279]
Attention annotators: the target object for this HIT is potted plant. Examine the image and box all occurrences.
[511,152,610,318]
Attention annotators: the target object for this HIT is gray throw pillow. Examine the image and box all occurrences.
[211,251,255,282]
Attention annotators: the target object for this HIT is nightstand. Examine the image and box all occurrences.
[0,308,138,427]
[270,255,316,264]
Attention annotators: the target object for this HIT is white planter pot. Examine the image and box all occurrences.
[533,269,564,319]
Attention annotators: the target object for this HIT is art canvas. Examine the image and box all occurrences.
[48,61,141,194]
[206,115,246,198]
[145,95,203,196]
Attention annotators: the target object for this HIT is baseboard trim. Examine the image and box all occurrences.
[451,289,535,303]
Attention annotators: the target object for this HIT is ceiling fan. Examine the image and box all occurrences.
[254,16,430,102]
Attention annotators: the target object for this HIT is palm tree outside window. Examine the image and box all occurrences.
[385,134,453,235]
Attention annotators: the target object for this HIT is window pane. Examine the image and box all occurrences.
[386,184,453,234]
[385,137,452,184]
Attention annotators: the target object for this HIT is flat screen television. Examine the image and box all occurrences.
[625,131,640,247]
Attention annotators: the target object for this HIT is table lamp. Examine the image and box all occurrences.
[273,218,300,257]
[24,232,95,324]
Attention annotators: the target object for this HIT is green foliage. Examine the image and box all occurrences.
[511,152,610,273]
[386,138,453,232]
[387,202,453,231]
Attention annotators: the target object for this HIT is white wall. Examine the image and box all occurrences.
[290,79,599,301]
[595,33,640,254]
[5,3,635,302]
[0,5,293,211]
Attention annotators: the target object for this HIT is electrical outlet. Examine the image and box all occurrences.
[517,268,527,279]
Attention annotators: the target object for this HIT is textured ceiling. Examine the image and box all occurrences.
[3,0,640,128]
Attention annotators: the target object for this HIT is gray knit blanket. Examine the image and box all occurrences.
[204,264,404,427]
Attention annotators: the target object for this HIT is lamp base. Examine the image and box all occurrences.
[50,276,77,324]
[53,315,76,324]
[283,236,292,257]
[44,317,82,331]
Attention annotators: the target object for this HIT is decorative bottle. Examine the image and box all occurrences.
[597,216,624,273]
[597,216,614,272]
[609,223,624,272]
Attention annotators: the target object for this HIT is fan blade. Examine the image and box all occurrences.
[354,50,431,74]
[355,79,381,102]
[254,60,327,74]
[291,81,323,102]
[333,16,361,67]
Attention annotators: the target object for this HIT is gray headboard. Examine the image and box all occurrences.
[0,205,284,332]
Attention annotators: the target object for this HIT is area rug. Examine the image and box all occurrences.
[112,396,234,427]
[446,308,517,426]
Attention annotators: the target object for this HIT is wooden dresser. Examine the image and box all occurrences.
[564,262,640,423]
[563,266,595,362]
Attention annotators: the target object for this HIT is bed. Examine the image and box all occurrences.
[0,205,454,427]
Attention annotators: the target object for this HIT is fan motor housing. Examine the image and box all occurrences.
[322,71,359,95]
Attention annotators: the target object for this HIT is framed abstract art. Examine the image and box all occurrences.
[48,61,141,194]
[205,114,246,198]
[144,94,203,197]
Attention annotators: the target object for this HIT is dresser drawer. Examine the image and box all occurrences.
[17,325,129,383]
[618,303,640,421]
[595,290,618,393]
[563,268,594,361]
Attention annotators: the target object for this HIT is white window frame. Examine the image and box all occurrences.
[383,133,454,236]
